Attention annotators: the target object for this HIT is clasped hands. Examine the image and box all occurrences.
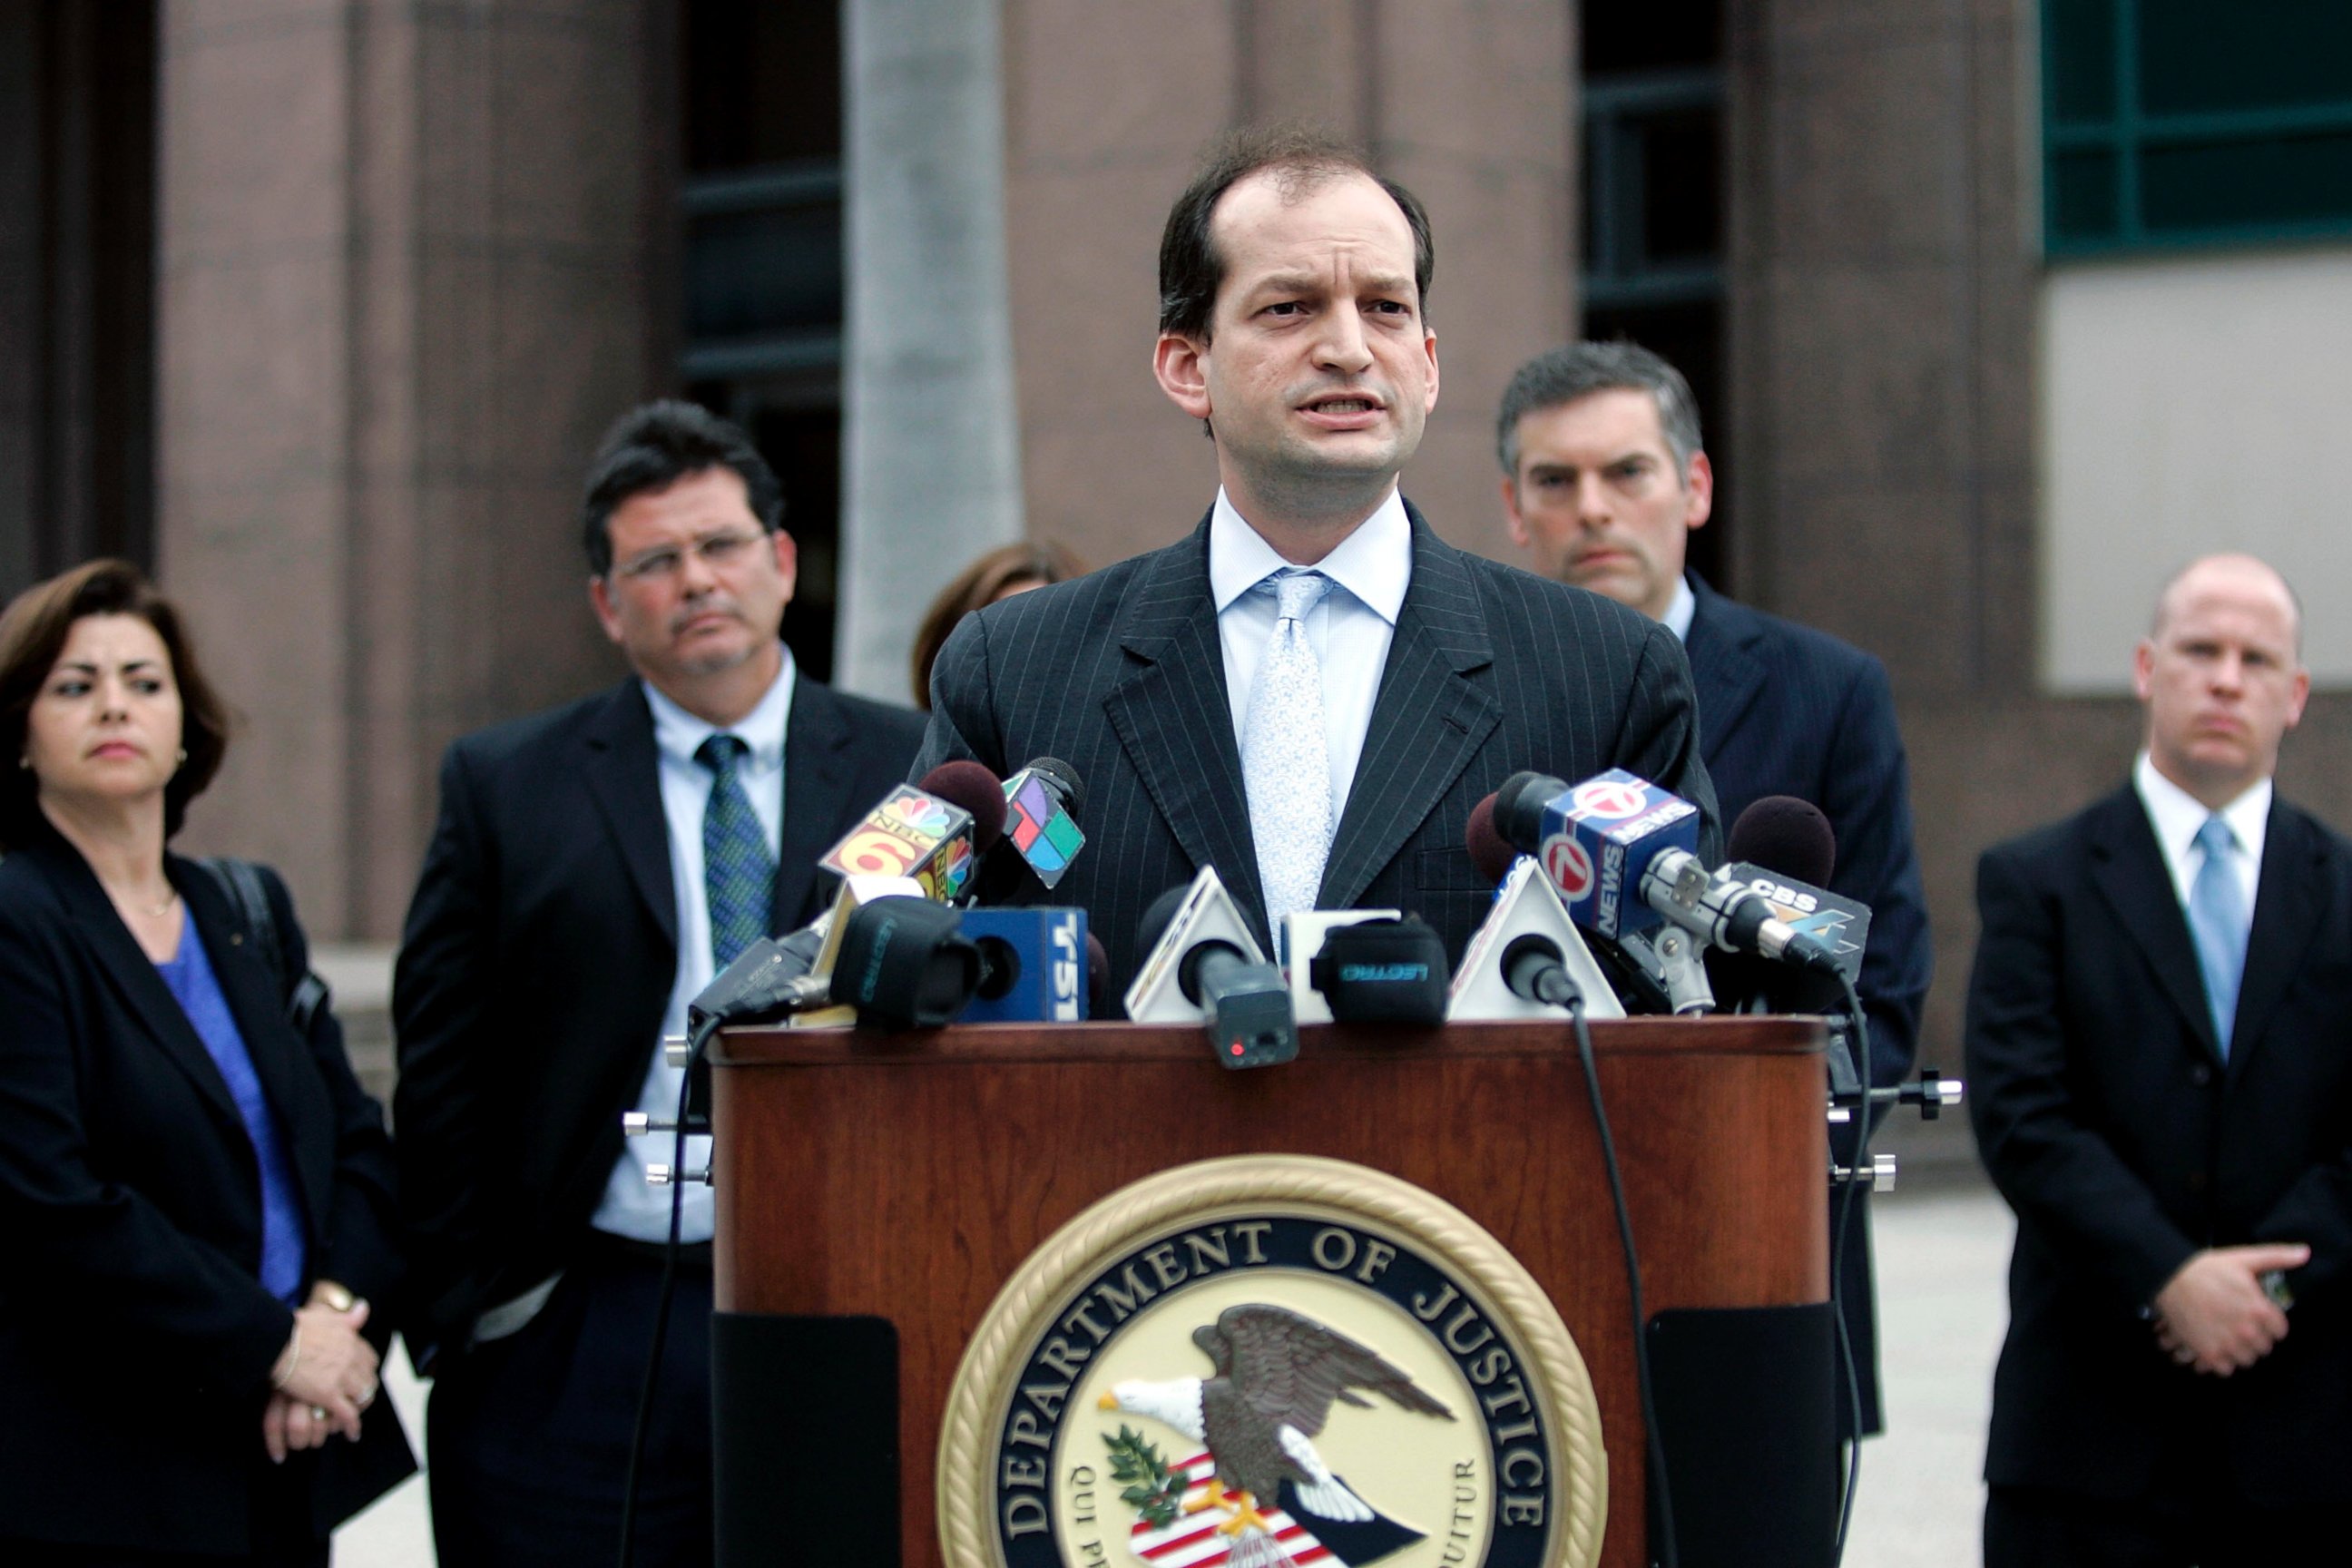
[2151,1242,2309,1377]
[263,1281,379,1464]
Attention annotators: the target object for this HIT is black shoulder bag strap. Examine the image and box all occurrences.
[196,856,331,1036]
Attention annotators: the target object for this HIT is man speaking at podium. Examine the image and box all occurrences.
[916,127,1716,989]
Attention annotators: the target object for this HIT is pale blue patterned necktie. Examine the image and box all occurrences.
[1240,570,1335,929]
[697,733,775,969]
[2188,814,2250,1056]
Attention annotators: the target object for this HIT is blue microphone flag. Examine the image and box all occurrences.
[1533,769,1702,940]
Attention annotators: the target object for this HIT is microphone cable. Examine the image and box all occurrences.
[1565,996,1679,1568]
[617,1007,721,1568]
[1828,971,1870,1567]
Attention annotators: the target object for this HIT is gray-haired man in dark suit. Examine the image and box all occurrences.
[1496,340,1932,1437]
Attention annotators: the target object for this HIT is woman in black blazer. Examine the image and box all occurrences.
[0,561,414,1564]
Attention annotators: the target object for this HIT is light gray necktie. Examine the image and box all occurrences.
[1240,570,1334,928]
[2187,814,2250,1056]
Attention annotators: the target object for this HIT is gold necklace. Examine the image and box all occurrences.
[113,885,178,919]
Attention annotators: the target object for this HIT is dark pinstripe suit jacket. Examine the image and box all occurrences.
[916,503,1720,996]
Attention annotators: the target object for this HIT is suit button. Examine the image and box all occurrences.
[2190,1063,2212,1087]
[2186,1171,2210,1194]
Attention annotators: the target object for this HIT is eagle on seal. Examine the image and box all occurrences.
[1100,1302,1455,1561]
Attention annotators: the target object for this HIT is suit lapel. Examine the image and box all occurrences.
[1319,509,1499,912]
[2228,801,2328,1079]
[578,681,679,948]
[28,838,245,1132]
[2087,789,2224,1060]
[775,674,854,929]
[175,861,336,1235]
[1683,573,1767,764]
[1101,518,1267,941]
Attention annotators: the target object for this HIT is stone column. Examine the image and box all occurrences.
[156,0,662,938]
[997,2,1573,570]
[836,0,1024,701]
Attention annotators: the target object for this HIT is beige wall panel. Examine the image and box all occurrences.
[157,15,348,259]
[1357,1,1576,559]
[159,254,348,495]
[159,0,656,937]
[2041,249,2352,692]
[1238,0,1372,132]
[167,483,353,903]
[1003,3,1237,564]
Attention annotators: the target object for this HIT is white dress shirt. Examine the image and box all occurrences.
[1210,487,1412,826]
[592,652,797,1243]
[1661,574,1697,642]
[2133,750,2269,915]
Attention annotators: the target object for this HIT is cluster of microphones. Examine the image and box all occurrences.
[681,757,1879,1077]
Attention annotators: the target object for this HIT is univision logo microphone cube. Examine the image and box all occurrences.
[1534,770,1700,939]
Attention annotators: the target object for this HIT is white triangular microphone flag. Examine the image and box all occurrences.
[1447,858,1625,1022]
[1123,866,1269,1024]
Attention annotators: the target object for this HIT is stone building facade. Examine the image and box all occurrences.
[6,0,2348,1093]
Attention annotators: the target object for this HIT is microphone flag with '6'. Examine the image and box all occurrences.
[818,783,979,901]
[1497,768,1702,940]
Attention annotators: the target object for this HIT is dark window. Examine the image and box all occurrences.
[1582,5,1730,589]
[679,0,845,681]
[2043,0,2352,255]
[0,0,158,603]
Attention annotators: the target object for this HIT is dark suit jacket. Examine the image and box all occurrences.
[0,826,413,1553]
[1684,573,1930,1086]
[916,505,1719,992]
[393,668,927,1364]
[1966,786,2352,1505]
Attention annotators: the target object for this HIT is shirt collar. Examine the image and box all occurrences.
[1661,574,1697,642]
[1209,486,1412,623]
[2134,750,2271,860]
[643,646,798,769]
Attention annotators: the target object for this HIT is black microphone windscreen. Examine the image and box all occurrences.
[1137,884,1191,958]
[1085,931,1110,1013]
[919,760,1010,854]
[831,897,980,1028]
[1023,755,1086,818]
[1494,770,1565,854]
[1728,796,1838,887]
[1465,791,1516,887]
[1310,917,1449,1024]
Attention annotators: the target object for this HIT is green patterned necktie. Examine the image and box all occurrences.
[696,734,775,969]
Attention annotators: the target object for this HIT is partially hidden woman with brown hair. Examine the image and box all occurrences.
[909,539,1088,708]
[0,561,413,1564]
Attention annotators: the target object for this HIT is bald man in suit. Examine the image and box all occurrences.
[1967,555,2347,1564]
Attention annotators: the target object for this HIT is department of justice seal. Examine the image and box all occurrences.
[938,1155,1604,1568]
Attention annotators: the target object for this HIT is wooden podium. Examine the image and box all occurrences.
[709,1016,1830,1568]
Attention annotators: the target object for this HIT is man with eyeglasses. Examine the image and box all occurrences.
[393,400,926,1566]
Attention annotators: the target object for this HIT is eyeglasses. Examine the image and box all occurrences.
[609,530,768,584]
